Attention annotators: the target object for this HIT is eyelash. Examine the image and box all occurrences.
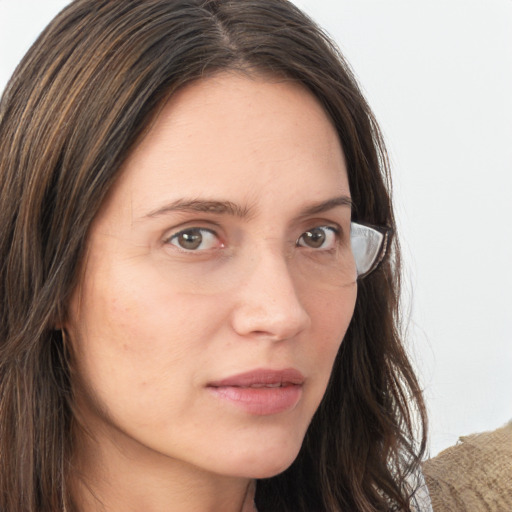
[296,226,339,251]
[166,228,222,252]
[165,225,342,253]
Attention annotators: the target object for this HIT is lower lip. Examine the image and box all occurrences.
[207,384,302,415]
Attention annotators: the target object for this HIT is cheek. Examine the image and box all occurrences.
[311,283,356,336]
[305,284,357,374]
[66,270,228,398]
[67,292,199,432]
[67,278,168,401]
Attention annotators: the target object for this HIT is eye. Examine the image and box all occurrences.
[167,228,222,251]
[297,226,339,250]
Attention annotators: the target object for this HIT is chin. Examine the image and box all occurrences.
[220,441,303,480]
[248,458,297,479]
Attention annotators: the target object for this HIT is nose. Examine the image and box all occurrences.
[230,246,311,341]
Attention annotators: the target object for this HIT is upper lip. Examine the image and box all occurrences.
[208,368,305,388]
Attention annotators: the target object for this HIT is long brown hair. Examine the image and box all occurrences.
[0,1,427,510]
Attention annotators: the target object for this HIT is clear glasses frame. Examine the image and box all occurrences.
[350,222,393,279]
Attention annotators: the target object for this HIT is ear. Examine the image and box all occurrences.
[51,304,67,331]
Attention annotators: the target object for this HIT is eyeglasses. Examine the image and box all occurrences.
[350,222,392,279]
[152,220,392,295]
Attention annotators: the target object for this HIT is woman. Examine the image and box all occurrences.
[0,0,428,510]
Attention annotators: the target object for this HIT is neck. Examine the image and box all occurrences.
[70,422,255,512]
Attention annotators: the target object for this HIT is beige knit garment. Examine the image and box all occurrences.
[422,421,512,512]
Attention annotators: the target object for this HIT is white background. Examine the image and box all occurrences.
[1,0,511,458]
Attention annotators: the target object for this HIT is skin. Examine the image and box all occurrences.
[66,72,357,512]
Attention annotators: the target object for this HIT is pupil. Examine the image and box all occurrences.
[305,228,325,248]
[179,230,202,250]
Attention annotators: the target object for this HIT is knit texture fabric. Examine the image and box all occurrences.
[422,421,512,512]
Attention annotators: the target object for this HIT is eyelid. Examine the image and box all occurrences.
[300,223,342,236]
[162,218,222,241]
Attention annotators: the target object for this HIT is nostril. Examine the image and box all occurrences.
[230,298,311,341]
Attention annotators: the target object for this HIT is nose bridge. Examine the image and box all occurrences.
[250,239,296,294]
[231,238,310,340]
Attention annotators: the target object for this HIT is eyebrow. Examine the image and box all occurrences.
[143,195,353,220]
[144,199,252,219]
[300,195,353,216]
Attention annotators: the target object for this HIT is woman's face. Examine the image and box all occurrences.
[66,73,357,480]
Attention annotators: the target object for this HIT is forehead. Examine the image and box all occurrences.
[103,72,349,220]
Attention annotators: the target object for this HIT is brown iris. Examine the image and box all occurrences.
[176,229,203,250]
[301,228,326,248]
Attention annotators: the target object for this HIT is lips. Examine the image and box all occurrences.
[207,368,304,415]
[208,368,305,388]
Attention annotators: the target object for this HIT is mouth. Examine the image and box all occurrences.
[207,368,304,415]
[234,382,290,388]
[208,368,305,387]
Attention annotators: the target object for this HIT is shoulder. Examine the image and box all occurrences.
[408,467,434,512]
[422,421,512,511]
